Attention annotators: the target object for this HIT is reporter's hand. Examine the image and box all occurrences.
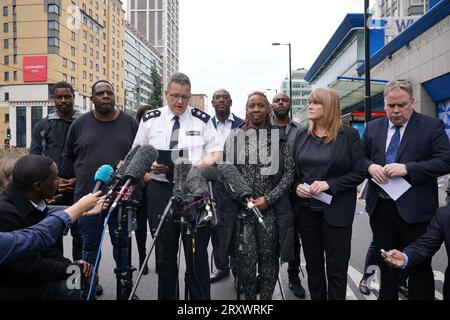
[309,180,329,196]
[65,191,102,222]
[368,164,389,184]
[296,184,313,198]
[74,260,93,278]
[151,161,168,174]
[384,249,406,268]
[86,195,109,215]
[250,196,268,210]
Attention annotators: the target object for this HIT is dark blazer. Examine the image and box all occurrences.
[362,111,450,223]
[0,182,71,299]
[292,125,367,227]
[403,206,450,300]
[211,113,244,130]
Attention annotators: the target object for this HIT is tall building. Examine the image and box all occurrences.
[127,0,179,88]
[0,0,125,148]
[189,94,207,112]
[280,68,312,124]
[124,21,163,115]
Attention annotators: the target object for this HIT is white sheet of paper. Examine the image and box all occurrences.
[371,177,412,201]
[304,183,333,205]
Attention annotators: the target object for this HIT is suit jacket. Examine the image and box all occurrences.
[0,182,71,299]
[211,113,244,130]
[403,206,450,300]
[362,111,450,223]
[292,125,367,227]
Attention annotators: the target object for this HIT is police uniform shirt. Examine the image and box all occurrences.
[132,105,223,183]
[211,113,236,146]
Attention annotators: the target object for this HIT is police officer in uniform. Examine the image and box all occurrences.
[133,73,222,300]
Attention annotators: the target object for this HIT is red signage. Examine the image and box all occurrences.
[23,56,47,82]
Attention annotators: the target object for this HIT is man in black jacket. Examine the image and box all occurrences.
[0,155,91,300]
[30,81,81,261]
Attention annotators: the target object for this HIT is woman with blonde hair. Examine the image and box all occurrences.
[0,156,16,192]
[292,88,366,299]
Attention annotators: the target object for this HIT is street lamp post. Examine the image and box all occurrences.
[272,42,292,118]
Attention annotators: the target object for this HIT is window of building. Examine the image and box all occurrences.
[3,23,8,32]
[12,22,16,32]
[71,61,76,71]
[83,84,87,92]
[71,77,75,86]
[48,20,58,30]
[89,47,93,56]
[95,64,99,71]
[4,55,9,65]
[90,60,93,68]
[83,30,87,39]
[89,35,93,43]
[13,71,16,80]
[71,46,76,56]
[89,73,93,81]
[4,72,9,81]
[3,39,8,48]
[31,106,43,130]
[62,57,67,67]
[83,44,87,52]
[4,92,9,101]
[13,38,16,48]
[3,6,8,16]
[48,4,59,15]
[96,51,99,59]
[83,57,86,66]
[13,54,16,64]
[96,39,99,47]
[83,71,86,79]
[63,74,67,81]
[16,107,26,147]
[71,31,76,41]
[5,113,9,123]
[48,37,59,47]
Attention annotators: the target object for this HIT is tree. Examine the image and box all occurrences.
[149,66,163,108]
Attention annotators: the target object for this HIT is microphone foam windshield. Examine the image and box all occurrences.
[201,167,217,182]
[217,163,252,199]
[124,145,158,181]
[94,164,114,185]
[116,145,141,178]
[187,167,209,196]
[173,157,192,198]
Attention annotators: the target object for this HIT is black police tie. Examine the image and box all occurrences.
[169,116,180,149]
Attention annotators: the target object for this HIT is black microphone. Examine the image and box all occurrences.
[201,167,218,227]
[115,145,141,181]
[109,145,158,213]
[172,157,192,202]
[217,163,267,230]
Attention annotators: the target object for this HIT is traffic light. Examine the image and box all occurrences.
[6,128,11,140]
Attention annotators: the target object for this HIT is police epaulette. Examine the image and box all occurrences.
[143,110,161,122]
[191,108,210,123]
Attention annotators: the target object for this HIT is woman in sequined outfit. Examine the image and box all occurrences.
[224,91,295,300]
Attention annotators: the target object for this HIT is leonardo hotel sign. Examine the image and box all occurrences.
[23,56,47,82]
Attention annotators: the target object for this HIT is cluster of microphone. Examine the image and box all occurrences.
[89,145,267,230]
[91,144,159,212]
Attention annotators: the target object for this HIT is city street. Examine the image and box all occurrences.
[63,175,449,301]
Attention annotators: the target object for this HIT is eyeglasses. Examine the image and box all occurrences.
[273,98,289,103]
[169,93,191,101]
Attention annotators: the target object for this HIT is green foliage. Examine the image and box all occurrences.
[149,66,163,109]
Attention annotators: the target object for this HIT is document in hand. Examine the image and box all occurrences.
[303,183,333,205]
[371,177,411,201]
[156,148,189,177]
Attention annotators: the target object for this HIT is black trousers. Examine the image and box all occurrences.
[370,198,434,300]
[298,207,352,300]
[287,212,303,280]
[147,180,211,300]
[135,186,149,265]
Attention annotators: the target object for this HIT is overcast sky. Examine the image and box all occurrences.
[125,0,369,117]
